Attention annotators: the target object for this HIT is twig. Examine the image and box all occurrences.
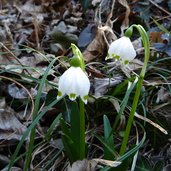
[149,0,171,16]
[135,112,168,135]
[0,42,32,76]
[32,16,41,51]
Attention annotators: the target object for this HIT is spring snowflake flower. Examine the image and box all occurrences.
[106,36,136,64]
[57,66,90,104]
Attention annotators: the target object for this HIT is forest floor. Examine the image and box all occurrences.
[0,0,171,170]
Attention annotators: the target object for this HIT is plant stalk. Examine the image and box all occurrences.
[79,98,85,159]
[119,25,150,156]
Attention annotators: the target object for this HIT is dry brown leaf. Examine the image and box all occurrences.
[156,86,171,103]
[67,159,97,171]
[93,158,121,167]
[0,106,26,141]
[128,59,144,71]
[83,26,117,62]
[93,77,122,97]
[2,166,22,171]
[118,0,131,35]
[135,112,168,135]
[150,31,163,44]
[87,65,104,78]
[14,0,43,15]
[67,158,121,171]
[92,0,101,6]
[8,83,37,99]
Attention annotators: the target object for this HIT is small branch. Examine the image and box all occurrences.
[149,0,171,16]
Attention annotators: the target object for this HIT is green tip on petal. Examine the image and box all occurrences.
[81,95,88,104]
[84,95,88,100]
[105,53,113,60]
[115,55,120,60]
[124,60,129,65]
[105,55,109,60]
[69,93,76,100]
[105,54,109,59]
[57,91,62,97]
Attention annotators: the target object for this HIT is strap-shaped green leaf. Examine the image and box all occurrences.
[103,115,116,160]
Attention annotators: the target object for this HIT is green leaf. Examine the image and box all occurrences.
[60,101,86,163]
[135,156,152,171]
[8,97,61,170]
[112,79,129,97]
[153,160,164,171]
[8,58,60,171]
[60,118,71,137]
[113,76,138,130]
[95,134,118,158]
[70,101,81,159]
[61,133,75,164]
[101,123,146,171]
[103,115,115,160]
[112,157,133,171]
[45,113,62,141]
[60,118,76,163]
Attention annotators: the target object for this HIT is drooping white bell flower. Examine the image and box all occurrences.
[57,66,90,104]
[106,36,136,64]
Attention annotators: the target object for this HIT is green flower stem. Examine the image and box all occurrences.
[119,25,150,156]
[79,98,85,159]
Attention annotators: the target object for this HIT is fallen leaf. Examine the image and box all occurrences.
[150,31,163,44]
[0,106,26,141]
[93,158,121,167]
[0,154,10,169]
[156,86,171,103]
[77,24,97,50]
[8,83,37,99]
[163,164,171,171]
[92,0,101,6]
[133,0,150,23]
[50,26,78,49]
[2,166,22,171]
[67,159,97,171]
[153,33,171,56]
[83,26,117,62]
[118,0,131,35]
[93,77,122,97]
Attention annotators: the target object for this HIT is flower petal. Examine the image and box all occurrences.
[81,95,89,104]
[107,36,136,64]
[69,93,77,101]
[57,66,90,104]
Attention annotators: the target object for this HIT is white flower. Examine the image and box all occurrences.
[106,36,136,64]
[57,66,90,104]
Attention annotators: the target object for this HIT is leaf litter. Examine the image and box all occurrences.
[0,0,171,170]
